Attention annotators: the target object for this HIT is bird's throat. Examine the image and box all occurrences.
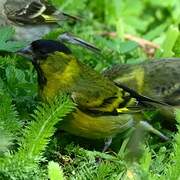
[38,57,80,100]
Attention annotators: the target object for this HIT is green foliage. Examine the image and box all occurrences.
[43,28,65,40]
[0,0,180,179]
[0,95,75,180]
[46,0,180,71]
[51,0,87,14]
[161,26,179,57]
[173,34,180,57]
[48,161,64,180]
[56,144,127,179]
[0,55,37,118]
[0,156,46,180]
[159,110,180,179]
[18,95,75,159]
[0,91,20,154]
[0,26,27,52]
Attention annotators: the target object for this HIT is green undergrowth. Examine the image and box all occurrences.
[0,0,180,179]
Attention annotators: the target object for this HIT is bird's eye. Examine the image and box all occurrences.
[39,48,47,54]
[33,46,48,55]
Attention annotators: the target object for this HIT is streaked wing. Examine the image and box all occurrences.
[71,88,143,116]
[6,1,80,24]
[17,1,46,18]
[114,82,169,106]
[41,0,56,14]
[5,0,81,24]
[5,1,48,24]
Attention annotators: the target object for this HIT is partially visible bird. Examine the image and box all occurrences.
[102,59,179,102]
[57,33,179,122]
[102,59,180,122]
[17,39,168,151]
[59,34,180,108]
[0,0,80,41]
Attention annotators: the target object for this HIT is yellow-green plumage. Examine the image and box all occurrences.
[62,109,133,139]
[40,52,125,111]
[38,52,135,139]
[19,40,168,140]
[103,58,180,105]
[102,58,180,121]
[57,34,179,118]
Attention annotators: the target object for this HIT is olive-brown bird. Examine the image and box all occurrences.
[0,0,80,41]
[102,59,180,122]
[17,39,168,150]
[102,59,180,105]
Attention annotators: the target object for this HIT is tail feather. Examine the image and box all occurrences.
[61,12,82,21]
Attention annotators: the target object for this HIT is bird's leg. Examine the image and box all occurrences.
[96,137,112,163]
[102,137,112,152]
[139,121,169,141]
[125,120,168,161]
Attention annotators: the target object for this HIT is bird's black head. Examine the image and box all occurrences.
[17,39,72,60]
[31,40,72,58]
[17,39,72,88]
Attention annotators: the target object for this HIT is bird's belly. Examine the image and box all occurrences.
[14,25,56,41]
[61,109,134,139]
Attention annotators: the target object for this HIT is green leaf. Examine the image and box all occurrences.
[173,34,180,57]
[0,42,27,52]
[51,0,87,14]
[119,41,138,54]
[144,23,168,40]
[48,161,64,180]
[0,26,27,52]
[0,95,74,179]
[0,129,13,154]
[161,25,179,57]
[0,26,15,42]
[18,95,75,159]
[175,109,180,123]
[43,28,64,40]
[139,147,152,173]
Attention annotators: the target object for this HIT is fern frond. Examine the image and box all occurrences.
[0,56,17,68]
[0,95,74,179]
[0,155,46,180]
[17,94,75,160]
[48,161,64,180]
[0,92,20,134]
[0,91,20,154]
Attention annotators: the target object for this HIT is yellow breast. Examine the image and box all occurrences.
[61,109,134,139]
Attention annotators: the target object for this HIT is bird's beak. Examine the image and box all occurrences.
[16,45,33,60]
[58,32,101,54]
